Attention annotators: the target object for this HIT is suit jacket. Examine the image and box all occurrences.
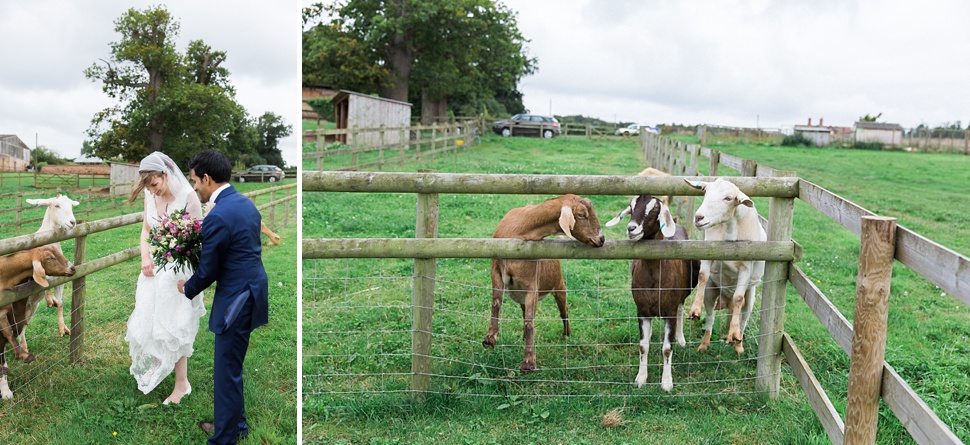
[184,185,269,334]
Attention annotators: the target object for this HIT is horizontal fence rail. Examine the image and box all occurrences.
[303,171,800,197]
[303,238,798,261]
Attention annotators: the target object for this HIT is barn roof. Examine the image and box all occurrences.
[854,122,903,131]
[332,90,412,107]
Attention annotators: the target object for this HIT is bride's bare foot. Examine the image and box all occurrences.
[163,382,192,405]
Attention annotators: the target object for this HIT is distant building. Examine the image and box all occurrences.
[854,121,904,145]
[0,134,32,171]
[793,118,834,146]
[331,90,412,146]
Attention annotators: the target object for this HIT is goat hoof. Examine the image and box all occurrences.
[59,326,71,337]
[482,335,496,348]
[733,342,745,355]
[21,353,36,363]
[519,360,536,373]
[687,307,702,320]
[0,368,7,376]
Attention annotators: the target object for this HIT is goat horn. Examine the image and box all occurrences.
[605,206,631,227]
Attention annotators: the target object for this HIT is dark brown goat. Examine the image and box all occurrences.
[483,194,605,372]
[607,194,699,391]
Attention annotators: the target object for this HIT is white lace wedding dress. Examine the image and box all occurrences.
[125,187,206,394]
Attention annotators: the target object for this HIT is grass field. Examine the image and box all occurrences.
[0,179,298,444]
[303,135,970,444]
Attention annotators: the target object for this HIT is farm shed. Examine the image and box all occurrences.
[854,121,904,145]
[110,162,139,197]
[0,134,32,171]
[794,118,835,147]
[332,90,412,146]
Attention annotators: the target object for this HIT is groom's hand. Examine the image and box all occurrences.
[178,280,186,294]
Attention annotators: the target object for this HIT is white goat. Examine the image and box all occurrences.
[607,194,699,391]
[22,195,78,348]
[483,194,605,372]
[684,178,765,354]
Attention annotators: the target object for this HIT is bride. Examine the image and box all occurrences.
[125,151,206,405]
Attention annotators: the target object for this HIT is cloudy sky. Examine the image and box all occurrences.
[509,0,970,131]
[0,0,300,165]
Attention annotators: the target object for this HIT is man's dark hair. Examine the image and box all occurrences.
[187,150,232,183]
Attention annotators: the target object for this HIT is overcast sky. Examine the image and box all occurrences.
[509,0,970,131]
[0,0,299,166]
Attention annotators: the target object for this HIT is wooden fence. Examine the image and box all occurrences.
[303,134,967,443]
[0,183,296,366]
[303,119,482,171]
[640,131,965,444]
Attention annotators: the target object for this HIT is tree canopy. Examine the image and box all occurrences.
[303,0,536,119]
[85,6,290,168]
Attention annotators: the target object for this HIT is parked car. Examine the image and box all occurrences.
[492,114,561,138]
[234,165,284,183]
[615,124,659,136]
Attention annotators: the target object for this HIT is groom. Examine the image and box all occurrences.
[178,150,269,444]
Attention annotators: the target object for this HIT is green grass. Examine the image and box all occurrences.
[303,134,970,444]
[0,181,297,444]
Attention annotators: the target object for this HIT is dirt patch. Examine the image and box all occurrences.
[40,164,110,175]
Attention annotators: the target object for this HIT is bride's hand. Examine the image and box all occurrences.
[142,258,155,277]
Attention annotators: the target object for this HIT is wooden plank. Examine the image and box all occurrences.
[302,171,800,197]
[798,179,871,237]
[881,363,965,445]
[894,226,970,307]
[411,193,438,400]
[70,235,87,364]
[782,333,846,445]
[789,265,854,354]
[303,238,797,261]
[845,216,896,445]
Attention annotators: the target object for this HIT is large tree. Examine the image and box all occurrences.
[84,6,281,167]
[303,0,536,119]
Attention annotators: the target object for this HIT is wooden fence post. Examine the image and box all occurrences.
[378,124,386,171]
[412,191,439,400]
[756,171,796,398]
[70,235,87,365]
[844,216,897,445]
[16,191,23,231]
[709,150,720,176]
[400,127,407,167]
[742,159,758,177]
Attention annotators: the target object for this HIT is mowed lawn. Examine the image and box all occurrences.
[303,134,970,444]
[0,180,298,444]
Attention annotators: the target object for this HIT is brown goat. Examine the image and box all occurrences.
[607,194,699,391]
[483,194,605,372]
[0,245,76,399]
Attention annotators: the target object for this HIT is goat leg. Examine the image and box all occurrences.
[552,289,570,338]
[483,272,505,349]
[0,311,34,363]
[687,260,711,320]
[634,316,652,387]
[519,293,538,372]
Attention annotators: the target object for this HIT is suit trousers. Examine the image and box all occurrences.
[209,294,253,445]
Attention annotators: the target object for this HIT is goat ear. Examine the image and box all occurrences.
[658,203,677,237]
[26,198,47,206]
[558,205,575,239]
[737,191,754,207]
[685,178,707,190]
[32,260,50,287]
[605,206,631,227]
[71,200,80,206]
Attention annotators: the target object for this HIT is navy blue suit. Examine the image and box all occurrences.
[184,185,268,445]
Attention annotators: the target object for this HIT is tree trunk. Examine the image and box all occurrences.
[381,0,412,103]
[421,90,448,125]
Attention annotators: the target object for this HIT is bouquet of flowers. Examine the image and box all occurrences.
[148,207,203,274]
